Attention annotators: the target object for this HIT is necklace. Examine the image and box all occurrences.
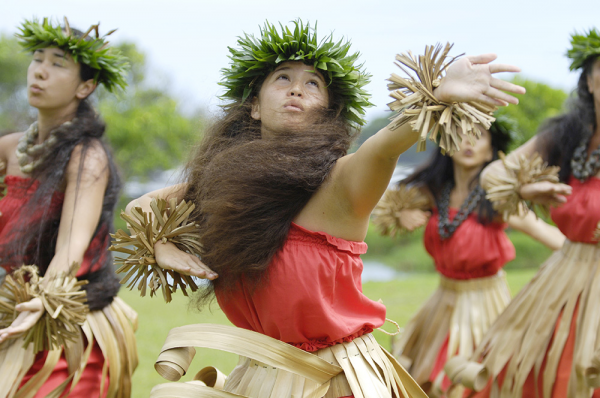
[571,136,600,182]
[15,121,62,174]
[438,182,484,240]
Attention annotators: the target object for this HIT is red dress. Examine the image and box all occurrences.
[216,222,386,352]
[469,176,600,398]
[393,208,514,392]
[0,175,110,397]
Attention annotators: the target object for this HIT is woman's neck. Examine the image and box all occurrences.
[36,105,77,143]
[452,162,482,195]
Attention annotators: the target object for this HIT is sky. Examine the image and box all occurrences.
[1,0,599,122]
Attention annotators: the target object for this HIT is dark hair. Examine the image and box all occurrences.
[402,124,512,224]
[183,98,355,305]
[535,56,598,182]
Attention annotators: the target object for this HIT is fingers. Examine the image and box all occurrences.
[490,78,526,95]
[551,183,572,196]
[467,53,497,64]
[185,257,218,280]
[475,94,509,107]
[484,87,520,105]
[15,299,43,313]
[488,63,521,74]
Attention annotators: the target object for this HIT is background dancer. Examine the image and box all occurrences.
[449,28,600,398]
[0,18,137,397]
[373,118,564,397]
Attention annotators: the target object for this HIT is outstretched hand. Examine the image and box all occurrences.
[519,181,572,207]
[0,298,44,344]
[435,54,526,107]
[154,241,218,280]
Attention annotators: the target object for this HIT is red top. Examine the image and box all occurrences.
[216,223,386,352]
[551,176,600,244]
[424,208,515,280]
[0,175,108,276]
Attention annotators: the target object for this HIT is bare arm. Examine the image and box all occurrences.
[508,211,566,251]
[297,54,526,240]
[46,143,110,278]
[125,183,188,215]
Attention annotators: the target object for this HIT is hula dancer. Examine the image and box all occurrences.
[0,18,137,397]
[120,20,525,397]
[447,28,600,398]
[373,118,564,397]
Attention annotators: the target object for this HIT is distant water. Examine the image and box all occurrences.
[362,260,407,282]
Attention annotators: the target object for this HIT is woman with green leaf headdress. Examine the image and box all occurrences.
[124,20,524,397]
[371,115,565,396]
[446,28,600,398]
[0,18,137,397]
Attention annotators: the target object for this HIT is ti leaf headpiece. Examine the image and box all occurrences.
[16,17,129,92]
[220,20,373,127]
[567,28,600,71]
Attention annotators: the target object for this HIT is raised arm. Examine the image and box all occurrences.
[303,54,526,240]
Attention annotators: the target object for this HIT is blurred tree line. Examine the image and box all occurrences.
[0,35,203,181]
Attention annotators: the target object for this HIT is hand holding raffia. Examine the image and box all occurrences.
[484,152,560,220]
[110,198,201,303]
[0,265,88,353]
[387,43,497,156]
[372,184,431,236]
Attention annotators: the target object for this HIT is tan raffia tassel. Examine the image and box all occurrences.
[485,152,560,220]
[0,264,88,353]
[387,43,497,156]
[109,198,201,303]
[372,184,431,236]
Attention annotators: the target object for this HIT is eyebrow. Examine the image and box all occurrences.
[274,66,326,83]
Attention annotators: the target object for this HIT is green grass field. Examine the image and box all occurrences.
[123,269,537,397]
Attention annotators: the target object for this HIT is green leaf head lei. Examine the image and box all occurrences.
[16,17,129,92]
[219,20,373,127]
[567,28,600,71]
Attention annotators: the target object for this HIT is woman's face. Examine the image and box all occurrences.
[27,47,95,111]
[451,127,493,170]
[251,61,329,137]
[587,58,600,107]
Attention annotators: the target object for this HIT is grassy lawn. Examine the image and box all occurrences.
[123,269,537,397]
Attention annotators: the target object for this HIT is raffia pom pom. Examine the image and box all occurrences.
[372,184,431,236]
[0,264,88,353]
[387,43,497,156]
[484,152,560,220]
[110,198,201,303]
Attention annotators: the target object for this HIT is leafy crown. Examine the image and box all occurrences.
[219,20,373,126]
[567,28,600,71]
[16,17,129,92]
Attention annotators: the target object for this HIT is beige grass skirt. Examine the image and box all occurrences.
[149,323,428,398]
[0,297,138,398]
[392,271,510,391]
[449,240,600,398]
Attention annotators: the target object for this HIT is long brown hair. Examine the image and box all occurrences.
[183,99,355,303]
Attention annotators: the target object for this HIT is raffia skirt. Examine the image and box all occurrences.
[0,297,138,398]
[448,240,600,398]
[149,323,428,398]
[391,272,511,396]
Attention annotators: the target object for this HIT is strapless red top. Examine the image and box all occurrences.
[551,176,600,244]
[216,223,386,352]
[0,175,108,276]
[424,208,515,279]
